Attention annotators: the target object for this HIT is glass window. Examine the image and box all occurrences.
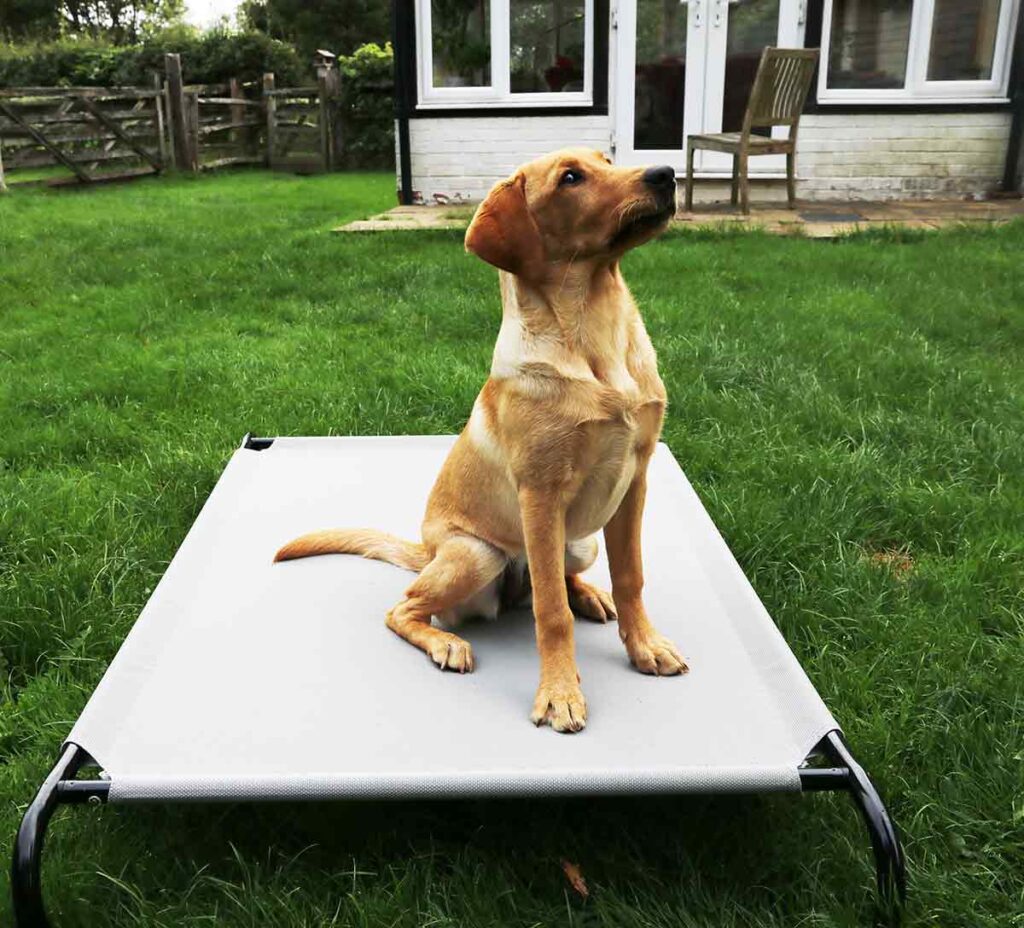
[723,0,780,134]
[432,0,492,88]
[827,0,912,90]
[927,0,1000,81]
[510,0,586,93]
[632,0,688,149]
[420,0,593,104]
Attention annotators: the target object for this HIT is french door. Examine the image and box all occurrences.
[615,0,805,173]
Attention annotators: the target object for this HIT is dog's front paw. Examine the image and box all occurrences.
[427,634,475,673]
[531,678,587,733]
[623,631,688,676]
[567,577,617,623]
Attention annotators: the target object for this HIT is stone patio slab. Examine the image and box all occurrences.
[335,197,1023,238]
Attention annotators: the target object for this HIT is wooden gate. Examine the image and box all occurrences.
[0,87,165,183]
[263,76,339,173]
[261,53,341,174]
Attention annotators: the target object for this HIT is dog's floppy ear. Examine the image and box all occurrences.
[465,173,543,277]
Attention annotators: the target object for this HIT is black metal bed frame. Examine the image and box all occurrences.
[10,436,907,926]
[10,732,906,926]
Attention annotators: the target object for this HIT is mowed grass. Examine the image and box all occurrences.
[1,170,1022,927]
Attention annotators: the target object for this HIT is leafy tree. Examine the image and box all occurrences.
[0,28,306,85]
[61,0,186,43]
[0,0,185,42]
[239,0,389,58]
[0,0,62,40]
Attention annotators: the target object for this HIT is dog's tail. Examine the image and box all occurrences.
[273,529,429,571]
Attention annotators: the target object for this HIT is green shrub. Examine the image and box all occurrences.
[337,42,394,169]
[0,30,307,88]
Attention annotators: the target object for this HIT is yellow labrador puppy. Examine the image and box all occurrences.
[276,148,687,733]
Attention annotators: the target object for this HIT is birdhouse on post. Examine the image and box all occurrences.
[314,50,340,98]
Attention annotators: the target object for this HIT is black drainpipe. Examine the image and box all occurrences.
[1001,2,1024,193]
[392,0,414,205]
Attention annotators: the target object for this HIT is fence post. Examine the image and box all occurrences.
[185,91,200,170]
[263,72,276,169]
[0,138,7,193]
[165,54,194,172]
[162,75,176,169]
[152,72,169,168]
[317,77,331,172]
[314,50,340,172]
[229,77,244,148]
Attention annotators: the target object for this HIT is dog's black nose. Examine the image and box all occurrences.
[642,164,676,188]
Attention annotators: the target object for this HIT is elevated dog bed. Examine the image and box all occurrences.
[12,436,906,926]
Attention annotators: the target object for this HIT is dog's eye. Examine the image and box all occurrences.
[559,169,583,187]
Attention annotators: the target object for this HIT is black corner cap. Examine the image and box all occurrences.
[241,434,275,451]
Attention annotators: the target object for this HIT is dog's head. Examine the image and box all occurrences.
[465,148,676,280]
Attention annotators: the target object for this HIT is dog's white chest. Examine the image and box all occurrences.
[566,421,640,540]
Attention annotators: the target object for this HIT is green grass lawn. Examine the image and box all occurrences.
[1,171,1022,927]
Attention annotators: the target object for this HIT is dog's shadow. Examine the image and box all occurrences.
[69,787,868,924]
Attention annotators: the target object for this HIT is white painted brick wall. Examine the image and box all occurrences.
[797,112,1011,200]
[398,111,1011,202]
[402,115,612,203]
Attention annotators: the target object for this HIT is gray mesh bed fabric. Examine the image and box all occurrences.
[67,436,838,803]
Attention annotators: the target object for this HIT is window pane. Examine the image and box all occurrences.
[633,0,688,149]
[927,0,1000,81]
[827,0,912,90]
[723,0,779,134]
[510,0,586,93]
[432,0,491,87]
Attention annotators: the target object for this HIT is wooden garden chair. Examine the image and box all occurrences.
[684,47,819,214]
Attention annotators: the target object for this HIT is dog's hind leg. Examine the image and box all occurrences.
[565,536,617,623]
[385,535,506,673]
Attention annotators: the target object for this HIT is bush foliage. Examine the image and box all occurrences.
[0,29,306,87]
[338,42,393,169]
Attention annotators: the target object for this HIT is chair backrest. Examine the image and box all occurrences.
[743,47,819,135]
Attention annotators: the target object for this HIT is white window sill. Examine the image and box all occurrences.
[684,171,788,180]
[416,97,595,110]
[817,95,1011,107]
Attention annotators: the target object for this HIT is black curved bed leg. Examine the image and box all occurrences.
[821,731,907,918]
[12,744,91,928]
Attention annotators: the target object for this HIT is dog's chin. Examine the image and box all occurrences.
[608,204,675,251]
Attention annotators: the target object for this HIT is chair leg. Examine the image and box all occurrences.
[786,152,796,209]
[738,151,750,215]
[730,154,739,206]
[684,142,695,212]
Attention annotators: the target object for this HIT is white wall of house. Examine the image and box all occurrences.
[402,115,612,203]
[399,0,1017,203]
[797,111,1012,200]
[399,110,1011,203]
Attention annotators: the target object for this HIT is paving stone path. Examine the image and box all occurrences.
[336,198,1024,237]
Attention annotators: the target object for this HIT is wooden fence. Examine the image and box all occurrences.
[0,85,165,184]
[0,52,345,186]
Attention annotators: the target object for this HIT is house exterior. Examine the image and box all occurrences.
[391,0,1024,203]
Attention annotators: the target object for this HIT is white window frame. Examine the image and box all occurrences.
[817,0,1020,104]
[415,0,594,108]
